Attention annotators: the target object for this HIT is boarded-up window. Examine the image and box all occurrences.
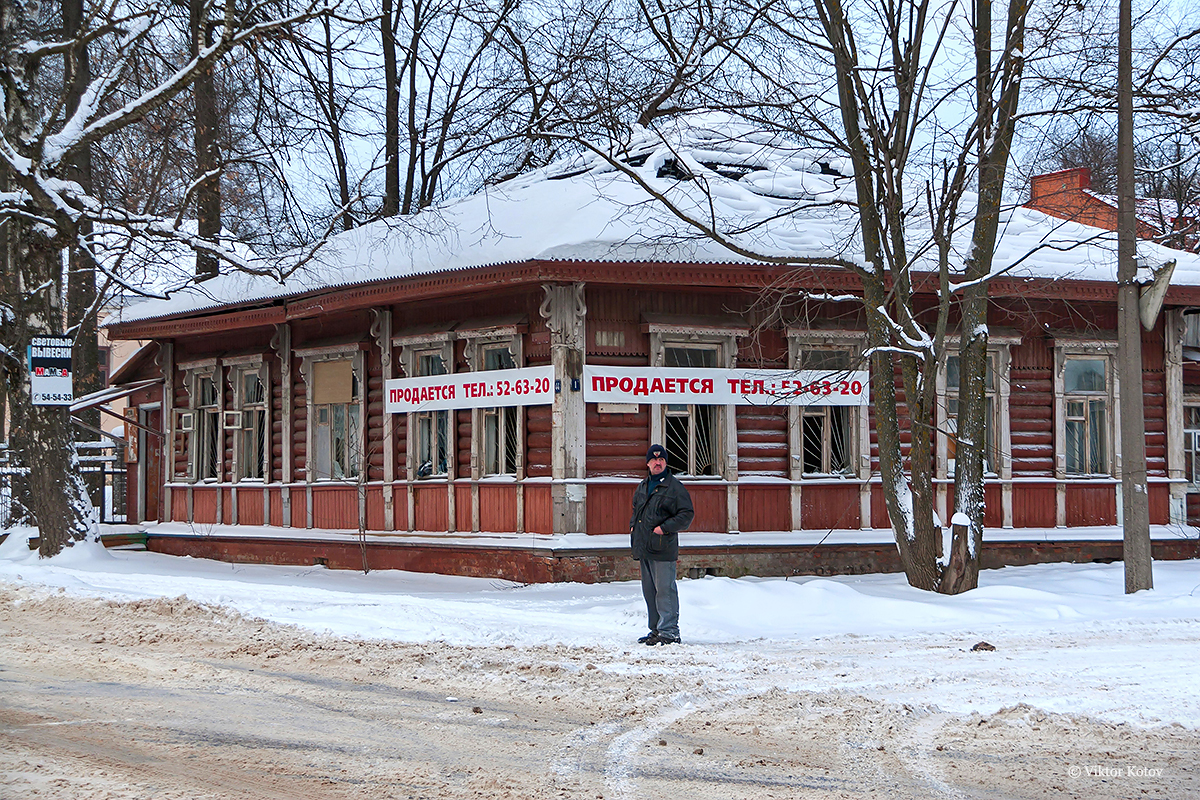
[312,359,354,405]
[311,358,361,481]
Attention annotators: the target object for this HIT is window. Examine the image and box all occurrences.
[1185,406,1200,487]
[415,350,450,478]
[663,346,719,476]
[798,350,853,476]
[944,354,998,476]
[1063,357,1109,476]
[98,346,110,387]
[787,332,869,482]
[236,367,268,480]
[311,358,361,481]
[480,344,519,476]
[193,372,221,481]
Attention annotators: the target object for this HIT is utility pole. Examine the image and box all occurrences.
[1118,0,1153,592]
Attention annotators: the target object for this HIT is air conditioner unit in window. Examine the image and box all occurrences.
[176,411,195,432]
[223,411,243,429]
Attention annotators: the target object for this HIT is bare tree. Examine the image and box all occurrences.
[527,0,1078,592]
[0,0,332,556]
[1031,123,1120,194]
[384,0,528,215]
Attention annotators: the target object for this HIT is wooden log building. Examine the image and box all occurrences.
[104,129,1200,582]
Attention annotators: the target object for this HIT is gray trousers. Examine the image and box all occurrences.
[639,558,679,639]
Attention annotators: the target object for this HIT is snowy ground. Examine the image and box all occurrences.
[2,528,1199,798]
[3,528,1200,727]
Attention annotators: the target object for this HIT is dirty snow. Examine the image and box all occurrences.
[2,527,1199,731]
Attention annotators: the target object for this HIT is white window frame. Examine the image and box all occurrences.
[787,331,868,480]
[461,329,525,479]
[298,346,365,483]
[394,332,455,482]
[1054,338,1119,479]
[177,359,222,483]
[782,328,868,479]
[648,322,744,479]
[1184,401,1200,488]
[935,335,1017,482]
[226,355,270,482]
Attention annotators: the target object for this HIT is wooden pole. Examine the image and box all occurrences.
[1118,0,1153,592]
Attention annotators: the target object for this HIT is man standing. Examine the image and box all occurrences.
[630,444,694,645]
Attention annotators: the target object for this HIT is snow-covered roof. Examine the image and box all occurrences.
[1081,189,1198,231]
[95,220,263,312]
[111,114,1200,326]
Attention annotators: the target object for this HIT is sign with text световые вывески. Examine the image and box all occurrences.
[28,336,73,406]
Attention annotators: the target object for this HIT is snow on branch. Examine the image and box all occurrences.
[42,0,340,169]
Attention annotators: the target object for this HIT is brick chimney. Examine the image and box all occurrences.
[1030,167,1092,203]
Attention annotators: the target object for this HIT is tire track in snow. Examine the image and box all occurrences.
[603,691,701,800]
[898,709,967,799]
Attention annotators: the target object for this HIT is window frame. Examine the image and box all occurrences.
[787,330,869,482]
[1053,339,1118,479]
[660,343,723,477]
[394,331,455,482]
[226,355,270,482]
[647,321,744,479]
[461,330,525,479]
[1184,402,1200,488]
[298,347,366,483]
[926,340,1012,479]
[175,361,223,483]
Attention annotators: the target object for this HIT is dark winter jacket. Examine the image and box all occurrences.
[629,471,694,561]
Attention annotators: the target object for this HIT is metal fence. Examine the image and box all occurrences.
[0,441,126,529]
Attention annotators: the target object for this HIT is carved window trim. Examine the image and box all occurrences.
[648,327,738,479]
[394,331,455,481]
[178,359,221,483]
[935,334,1019,482]
[228,356,269,482]
[463,330,525,479]
[786,331,868,480]
[299,349,365,483]
[1053,337,1119,479]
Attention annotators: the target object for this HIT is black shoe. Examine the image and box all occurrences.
[648,634,680,646]
[637,631,657,644]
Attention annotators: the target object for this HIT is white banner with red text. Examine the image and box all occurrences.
[583,366,869,406]
[385,365,554,413]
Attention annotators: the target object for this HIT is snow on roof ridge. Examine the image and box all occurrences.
[111,116,1200,327]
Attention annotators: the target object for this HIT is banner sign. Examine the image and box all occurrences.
[385,365,554,413]
[583,366,869,406]
[28,336,74,406]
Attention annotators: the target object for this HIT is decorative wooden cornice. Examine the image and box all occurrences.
[109,305,286,341]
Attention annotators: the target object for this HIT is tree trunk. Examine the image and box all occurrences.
[323,15,353,231]
[191,0,220,280]
[7,231,96,553]
[865,282,939,590]
[1,0,92,548]
[382,0,399,217]
[65,0,101,513]
[946,0,1027,595]
[400,9,423,216]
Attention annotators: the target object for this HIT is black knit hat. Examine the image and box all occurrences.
[646,443,667,461]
